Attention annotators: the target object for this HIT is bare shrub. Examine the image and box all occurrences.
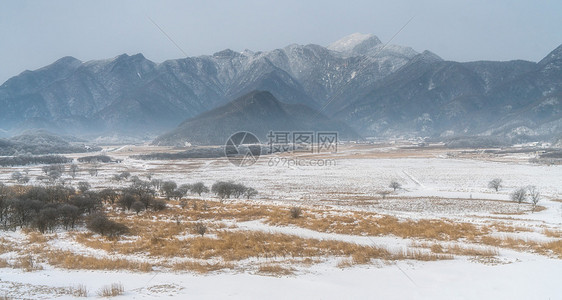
[194,222,207,236]
[179,199,188,209]
[71,284,88,297]
[118,194,136,211]
[97,283,124,297]
[86,214,129,237]
[377,190,391,199]
[77,181,91,193]
[150,199,167,211]
[131,201,145,215]
[289,207,302,219]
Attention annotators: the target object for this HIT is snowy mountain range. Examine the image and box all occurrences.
[0,33,560,143]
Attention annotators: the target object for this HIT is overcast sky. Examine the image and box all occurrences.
[1,0,561,83]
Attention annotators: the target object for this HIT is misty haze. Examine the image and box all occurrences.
[0,1,561,299]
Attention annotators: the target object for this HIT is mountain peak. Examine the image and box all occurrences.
[539,44,562,65]
[213,49,241,58]
[410,50,443,63]
[327,33,382,54]
[229,90,285,113]
[53,56,82,66]
[154,90,359,145]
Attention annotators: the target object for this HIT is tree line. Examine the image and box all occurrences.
[0,155,72,167]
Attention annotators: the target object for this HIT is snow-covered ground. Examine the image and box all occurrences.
[0,145,560,299]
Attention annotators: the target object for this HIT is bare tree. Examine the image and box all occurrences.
[389,180,402,192]
[177,184,192,197]
[377,190,391,199]
[244,187,258,199]
[161,181,177,199]
[69,164,79,179]
[48,170,62,182]
[118,194,136,211]
[77,181,91,193]
[488,178,502,192]
[150,179,163,190]
[190,182,209,196]
[88,168,98,177]
[527,186,540,212]
[11,171,22,181]
[510,187,527,204]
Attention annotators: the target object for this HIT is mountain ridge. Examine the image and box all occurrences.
[0,33,561,143]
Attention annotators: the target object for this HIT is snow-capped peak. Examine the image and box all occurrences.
[327,33,382,53]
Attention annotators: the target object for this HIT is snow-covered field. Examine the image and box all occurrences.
[0,144,560,299]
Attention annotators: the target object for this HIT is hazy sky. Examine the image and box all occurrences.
[1,0,561,83]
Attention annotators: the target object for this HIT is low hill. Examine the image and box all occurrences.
[153,91,360,146]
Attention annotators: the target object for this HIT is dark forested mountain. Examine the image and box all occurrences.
[0,130,99,155]
[0,33,560,143]
[153,91,360,146]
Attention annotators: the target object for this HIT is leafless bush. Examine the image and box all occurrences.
[86,214,129,237]
[97,282,124,297]
[150,199,167,211]
[377,190,391,199]
[71,284,88,297]
[131,201,145,215]
[77,181,91,193]
[194,222,207,236]
[290,207,302,219]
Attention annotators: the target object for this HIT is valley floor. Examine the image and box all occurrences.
[0,143,560,299]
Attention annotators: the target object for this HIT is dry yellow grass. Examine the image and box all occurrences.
[544,240,562,258]
[15,255,43,272]
[479,236,562,258]
[543,229,562,238]
[97,283,124,297]
[26,231,49,244]
[257,264,295,276]
[0,258,9,268]
[268,212,487,241]
[489,222,531,233]
[412,242,497,257]
[171,261,234,273]
[6,196,555,275]
[106,199,532,246]
[443,245,498,257]
[44,250,152,272]
[73,225,455,267]
[71,284,88,297]
[0,238,17,254]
